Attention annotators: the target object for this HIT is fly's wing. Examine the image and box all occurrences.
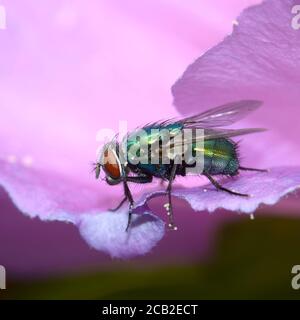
[142,100,262,130]
[171,99,265,146]
[141,126,266,163]
[196,127,266,140]
[180,100,263,128]
[124,100,265,163]
[165,127,265,154]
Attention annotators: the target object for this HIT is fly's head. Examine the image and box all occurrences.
[95,142,124,185]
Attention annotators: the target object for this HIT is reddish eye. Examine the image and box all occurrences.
[103,148,121,179]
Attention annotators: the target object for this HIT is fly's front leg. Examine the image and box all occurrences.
[109,175,152,212]
[165,163,178,231]
[109,196,127,212]
[119,174,152,231]
[123,179,134,232]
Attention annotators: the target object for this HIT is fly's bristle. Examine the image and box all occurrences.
[233,140,240,157]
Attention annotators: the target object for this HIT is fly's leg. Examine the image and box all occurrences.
[125,175,152,231]
[126,175,153,184]
[123,179,134,232]
[239,166,268,173]
[204,172,249,197]
[109,196,127,212]
[165,163,178,230]
[111,175,152,231]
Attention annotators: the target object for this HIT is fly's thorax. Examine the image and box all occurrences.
[124,125,205,168]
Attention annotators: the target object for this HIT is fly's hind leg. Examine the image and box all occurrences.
[239,166,268,173]
[204,172,249,197]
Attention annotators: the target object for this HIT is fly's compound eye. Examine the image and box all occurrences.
[101,145,123,184]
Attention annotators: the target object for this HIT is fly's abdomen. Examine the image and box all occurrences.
[201,138,239,176]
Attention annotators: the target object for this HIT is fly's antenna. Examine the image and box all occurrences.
[91,162,106,180]
[90,161,102,179]
[90,162,97,174]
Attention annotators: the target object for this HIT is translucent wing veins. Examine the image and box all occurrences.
[179,100,263,128]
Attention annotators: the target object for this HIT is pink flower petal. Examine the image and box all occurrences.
[2,0,298,264]
[0,159,165,258]
[135,166,300,216]
[172,0,300,167]
[0,1,260,182]
[0,160,102,222]
[79,209,164,259]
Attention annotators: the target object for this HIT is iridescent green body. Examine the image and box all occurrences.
[125,124,239,179]
[96,100,265,231]
[200,138,239,176]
